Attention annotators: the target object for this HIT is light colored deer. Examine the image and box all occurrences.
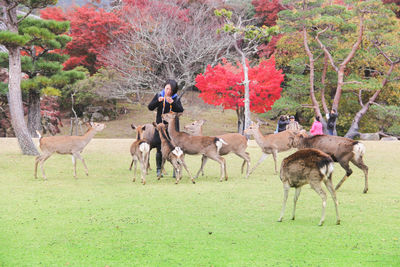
[278,148,340,226]
[162,112,228,182]
[34,122,106,180]
[130,137,150,185]
[244,121,296,175]
[153,122,195,184]
[184,119,250,178]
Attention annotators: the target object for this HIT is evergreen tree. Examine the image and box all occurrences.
[0,0,56,155]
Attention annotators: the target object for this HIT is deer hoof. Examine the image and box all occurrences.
[363,188,368,194]
[336,220,341,225]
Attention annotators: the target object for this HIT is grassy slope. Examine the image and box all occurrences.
[0,138,399,266]
[58,91,275,138]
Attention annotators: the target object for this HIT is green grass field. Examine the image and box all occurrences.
[0,138,399,266]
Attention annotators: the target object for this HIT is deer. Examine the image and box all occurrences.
[162,112,228,182]
[152,122,195,184]
[34,122,106,180]
[278,148,340,226]
[130,123,156,172]
[293,132,369,193]
[184,119,250,178]
[244,121,297,176]
[129,136,150,185]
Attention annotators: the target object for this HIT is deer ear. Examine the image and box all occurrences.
[142,125,146,131]
[131,123,136,130]
[152,122,157,128]
[176,113,183,118]
[90,122,94,127]
[199,119,206,125]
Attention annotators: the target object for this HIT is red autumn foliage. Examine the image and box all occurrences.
[40,96,63,135]
[195,57,284,113]
[41,5,126,74]
[252,0,286,26]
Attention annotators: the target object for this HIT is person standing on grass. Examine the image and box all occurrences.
[310,116,324,136]
[148,79,184,177]
[276,115,289,133]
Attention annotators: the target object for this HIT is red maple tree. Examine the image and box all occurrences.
[41,5,126,74]
[252,0,286,27]
[195,57,284,131]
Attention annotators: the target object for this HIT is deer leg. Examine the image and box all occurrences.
[140,156,146,185]
[132,157,137,182]
[39,153,52,180]
[158,157,167,180]
[236,151,250,178]
[74,152,89,176]
[350,157,369,194]
[195,155,208,179]
[207,154,227,182]
[291,187,302,220]
[272,150,278,174]
[72,155,77,178]
[278,182,290,222]
[181,158,195,184]
[249,153,269,176]
[324,177,340,225]
[310,183,327,226]
[34,155,42,179]
[129,158,134,171]
[335,161,353,191]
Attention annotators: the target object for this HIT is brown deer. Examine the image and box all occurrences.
[244,121,296,175]
[130,123,156,172]
[153,122,195,184]
[162,112,228,182]
[184,119,250,178]
[293,133,369,193]
[278,148,340,226]
[34,122,106,180]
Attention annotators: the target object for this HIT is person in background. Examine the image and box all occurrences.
[148,79,184,177]
[326,109,338,135]
[310,116,324,136]
[277,115,289,133]
[286,115,302,132]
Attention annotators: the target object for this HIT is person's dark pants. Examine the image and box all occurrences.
[327,128,334,135]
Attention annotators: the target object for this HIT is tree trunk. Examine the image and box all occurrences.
[241,53,251,133]
[28,90,41,138]
[8,47,39,155]
[236,106,245,135]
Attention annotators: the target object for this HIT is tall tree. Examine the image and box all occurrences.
[195,57,284,134]
[102,0,231,97]
[214,8,279,133]
[0,17,72,137]
[277,0,400,137]
[0,0,56,155]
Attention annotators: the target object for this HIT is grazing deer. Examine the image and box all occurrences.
[293,132,369,193]
[184,119,250,178]
[162,112,228,182]
[153,122,195,184]
[244,121,296,175]
[278,148,340,226]
[34,122,106,180]
[130,138,150,185]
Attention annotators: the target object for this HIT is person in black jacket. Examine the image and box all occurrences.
[277,115,289,133]
[326,109,338,135]
[148,79,184,177]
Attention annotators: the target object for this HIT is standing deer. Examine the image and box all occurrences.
[162,112,228,182]
[184,119,250,178]
[278,148,340,226]
[293,133,369,193]
[153,122,195,184]
[130,123,156,172]
[130,137,150,185]
[244,121,296,175]
[34,122,106,180]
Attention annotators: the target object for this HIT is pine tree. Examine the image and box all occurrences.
[0,0,57,155]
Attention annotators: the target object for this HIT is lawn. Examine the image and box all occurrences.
[0,138,399,266]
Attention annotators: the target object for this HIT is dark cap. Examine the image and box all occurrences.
[289,116,295,119]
